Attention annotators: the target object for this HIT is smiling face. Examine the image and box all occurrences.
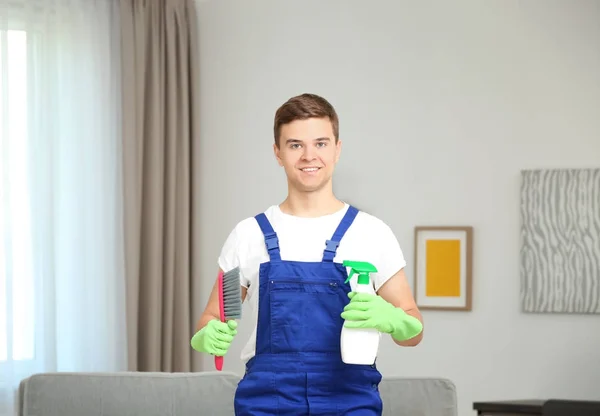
[274,117,341,193]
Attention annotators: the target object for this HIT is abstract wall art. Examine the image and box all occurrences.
[520,168,600,314]
[414,226,473,311]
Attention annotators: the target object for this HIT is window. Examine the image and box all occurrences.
[0,29,35,367]
[1,6,126,414]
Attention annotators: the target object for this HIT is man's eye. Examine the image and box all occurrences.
[290,144,301,149]
[317,142,326,148]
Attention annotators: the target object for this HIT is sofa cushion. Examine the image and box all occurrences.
[380,377,457,416]
[19,371,240,416]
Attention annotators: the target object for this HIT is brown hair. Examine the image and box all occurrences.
[273,93,339,148]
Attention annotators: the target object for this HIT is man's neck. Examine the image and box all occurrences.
[279,187,345,218]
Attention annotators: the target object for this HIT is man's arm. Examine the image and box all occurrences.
[376,268,423,347]
[195,268,248,331]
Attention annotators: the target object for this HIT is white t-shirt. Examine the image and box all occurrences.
[218,203,406,364]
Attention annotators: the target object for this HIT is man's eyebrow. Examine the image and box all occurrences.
[285,137,331,144]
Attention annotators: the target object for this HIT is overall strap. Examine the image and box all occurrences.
[255,213,281,262]
[322,205,359,262]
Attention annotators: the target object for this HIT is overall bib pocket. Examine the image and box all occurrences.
[269,279,345,354]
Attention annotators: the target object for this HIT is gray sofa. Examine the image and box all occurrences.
[18,372,457,415]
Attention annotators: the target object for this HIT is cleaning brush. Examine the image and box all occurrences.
[215,267,242,371]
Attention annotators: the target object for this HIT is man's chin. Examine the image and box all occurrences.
[290,179,330,193]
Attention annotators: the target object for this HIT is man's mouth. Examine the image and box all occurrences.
[300,167,321,172]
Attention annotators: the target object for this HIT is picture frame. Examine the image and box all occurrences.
[414,226,473,311]
[520,168,600,314]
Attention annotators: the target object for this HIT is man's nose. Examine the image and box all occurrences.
[302,145,317,160]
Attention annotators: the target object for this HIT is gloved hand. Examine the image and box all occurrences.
[341,292,423,342]
[190,319,238,356]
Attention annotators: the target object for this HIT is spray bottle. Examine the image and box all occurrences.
[340,260,381,365]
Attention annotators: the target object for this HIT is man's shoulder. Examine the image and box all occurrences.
[354,207,392,231]
[347,208,397,243]
[229,205,279,237]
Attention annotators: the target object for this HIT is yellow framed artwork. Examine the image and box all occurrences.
[414,226,473,311]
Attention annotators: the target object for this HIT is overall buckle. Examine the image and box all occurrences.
[324,239,339,253]
[265,234,279,251]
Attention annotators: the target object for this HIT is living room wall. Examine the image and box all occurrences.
[192,1,600,414]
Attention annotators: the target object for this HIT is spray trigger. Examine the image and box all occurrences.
[343,260,378,285]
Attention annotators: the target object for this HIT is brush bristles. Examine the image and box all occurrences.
[223,267,242,320]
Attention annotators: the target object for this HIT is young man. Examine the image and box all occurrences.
[191,93,423,415]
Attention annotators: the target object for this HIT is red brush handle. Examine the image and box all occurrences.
[215,271,225,371]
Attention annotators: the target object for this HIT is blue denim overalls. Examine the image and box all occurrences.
[234,205,383,415]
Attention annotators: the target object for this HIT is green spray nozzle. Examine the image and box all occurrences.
[343,260,378,285]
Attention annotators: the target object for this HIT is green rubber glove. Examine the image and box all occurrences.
[190,319,238,356]
[341,292,423,342]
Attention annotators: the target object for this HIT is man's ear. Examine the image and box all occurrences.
[335,139,342,164]
[273,143,283,166]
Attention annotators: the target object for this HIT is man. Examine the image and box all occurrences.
[191,93,424,415]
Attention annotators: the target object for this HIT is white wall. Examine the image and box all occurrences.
[193,1,600,414]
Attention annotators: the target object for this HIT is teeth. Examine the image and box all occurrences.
[302,168,319,172]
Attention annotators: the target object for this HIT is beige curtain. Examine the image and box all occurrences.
[120,0,200,372]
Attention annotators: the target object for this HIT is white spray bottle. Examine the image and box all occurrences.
[340,260,381,365]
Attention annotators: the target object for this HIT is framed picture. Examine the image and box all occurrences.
[520,168,600,314]
[414,226,473,311]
